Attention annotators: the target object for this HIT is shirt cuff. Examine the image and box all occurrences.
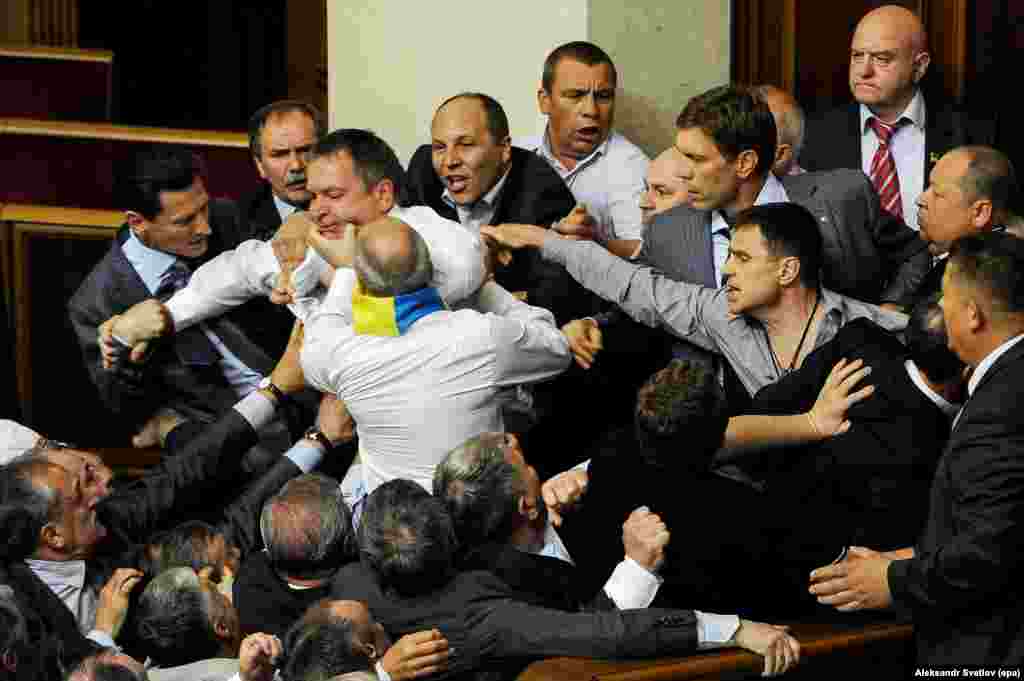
[572,459,590,472]
[86,629,119,650]
[375,659,393,681]
[694,611,740,646]
[233,391,277,431]
[603,557,663,609]
[285,440,325,474]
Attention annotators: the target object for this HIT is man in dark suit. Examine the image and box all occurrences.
[904,145,1017,308]
[810,232,1024,667]
[434,432,667,612]
[0,343,348,672]
[801,5,996,232]
[640,84,928,307]
[332,479,801,679]
[407,92,595,326]
[68,147,304,458]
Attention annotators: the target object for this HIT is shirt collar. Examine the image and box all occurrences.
[539,125,612,173]
[441,167,511,212]
[273,193,300,221]
[967,333,1024,396]
[25,558,88,596]
[122,228,179,295]
[859,89,927,133]
[905,359,960,418]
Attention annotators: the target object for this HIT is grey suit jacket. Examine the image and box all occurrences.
[639,170,929,305]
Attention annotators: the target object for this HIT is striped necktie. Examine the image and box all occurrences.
[867,117,908,219]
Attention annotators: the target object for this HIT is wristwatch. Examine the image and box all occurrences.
[303,426,333,451]
[257,376,286,404]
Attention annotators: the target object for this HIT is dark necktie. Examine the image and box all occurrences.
[155,262,219,366]
[715,212,734,288]
[867,117,908,219]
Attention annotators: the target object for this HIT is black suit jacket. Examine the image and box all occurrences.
[456,541,615,613]
[331,562,698,680]
[1,406,302,675]
[67,201,278,431]
[746,318,950,550]
[639,171,929,305]
[234,549,334,638]
[888,338,1024,666]
[802,101,998,183]
[407,144,600,325]
[237,184,285,241]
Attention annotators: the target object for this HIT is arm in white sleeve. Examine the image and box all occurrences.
[602,557,663,609]
[489,308,570,387]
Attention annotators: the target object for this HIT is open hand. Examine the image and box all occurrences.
[553,203,597,241]
[479,223,549,250]
[94,568,144,639]
[561,318,603,369]
[807,358,874,437]
[734,620,801,677]
[380,629,451,680]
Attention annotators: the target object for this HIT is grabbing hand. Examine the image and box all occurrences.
[317,393,356,445]
[308,219,358,269]
[733,620,801,677]
[479,223,549,250]
[541,467,589,527]
[806,358,874,438]
[808,546,893,612]
[561,318,603,369]
[239,632,282,681]
[553,203,597,241]
[94,568,144,639]
[380,629,451,680]
[622,506,670,572]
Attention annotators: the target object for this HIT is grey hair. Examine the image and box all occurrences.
[260,473,353,580]
[0,453,61,560]
[353,219,433,297]
[134,567,219,666]
[433,433,526,548]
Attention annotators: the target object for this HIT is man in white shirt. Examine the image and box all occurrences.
[517,41,649,259]
[300,216,570,496]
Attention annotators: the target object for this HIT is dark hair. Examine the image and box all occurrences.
[0,456,59,561]
[733,202,823,288]
[434,433,524,548]
[310,129,410,207]
[676,84,777,177]
[115,146,202,220]
[280,617,364,681]
[139,520,225,579]
[435,93,510,143]
[248,100,325,159]
[358,479,456,597]
[960,146,1019,221]
[542,41,617,92]
[133,568,220,667]
[634,360,729,470]
[260,474,354,581]
[905,294,965,384]
[948,231,1024,314]
[64,655,146,681]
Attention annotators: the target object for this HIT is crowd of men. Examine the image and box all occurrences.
[2,4,1022,679]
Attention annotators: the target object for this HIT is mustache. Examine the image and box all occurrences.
[284,169,307,185]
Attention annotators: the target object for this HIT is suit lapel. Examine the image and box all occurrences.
[844,104,864,169]
[109,229,156,309]
[952,338,1024,437]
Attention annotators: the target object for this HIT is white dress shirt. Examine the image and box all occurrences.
[122,231,263,396]
[442,168,512,234]
[860,90,927,231]
[711,174,790,285]
[516,128,649,243]
[301,276,569,494]
[165,205,485,329]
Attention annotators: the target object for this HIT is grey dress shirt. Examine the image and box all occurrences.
[541,237,908,397]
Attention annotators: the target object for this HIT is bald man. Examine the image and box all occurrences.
[639,148,690,225]
[755,85,806,177]
[300,216,570,497]
[802,4,995,231]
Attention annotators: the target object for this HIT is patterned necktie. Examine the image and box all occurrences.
[867,117,907,219]
[155,262,218,366]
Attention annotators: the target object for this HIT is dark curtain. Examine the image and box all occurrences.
[78,0,288,130]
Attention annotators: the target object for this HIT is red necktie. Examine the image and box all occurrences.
[867,117,906,218]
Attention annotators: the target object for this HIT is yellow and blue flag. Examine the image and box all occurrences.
[352,284,446,336]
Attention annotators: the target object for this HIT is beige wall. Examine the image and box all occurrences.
[327,0,730,164]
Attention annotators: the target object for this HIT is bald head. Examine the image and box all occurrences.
[850,5,930,122]
[354,217,433,296]
[640,148,690,223]
[755,85,805,176]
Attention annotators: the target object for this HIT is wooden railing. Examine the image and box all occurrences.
[0,44,114,120]
[0,117,261,209]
